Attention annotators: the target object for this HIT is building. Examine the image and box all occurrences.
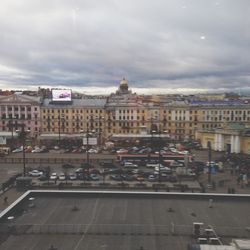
[196,124,250,154]
[40,98,106,147]
[1,80,250,150]
[0,94,42,147]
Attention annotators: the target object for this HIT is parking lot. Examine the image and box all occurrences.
[1,147,250,194]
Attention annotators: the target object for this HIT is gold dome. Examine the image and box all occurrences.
[120,78,128,86]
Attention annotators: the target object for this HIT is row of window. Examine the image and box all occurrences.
[203,110,250,115]
[204,116,250,121]
[43,109,103,114]
[1,126,38,131]
[2,114,35,119]
[0,106,37,112]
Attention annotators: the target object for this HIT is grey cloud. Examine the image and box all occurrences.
[0,0,249,92]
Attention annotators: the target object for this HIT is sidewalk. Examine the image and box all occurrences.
[0,187,24,213]
[198,168,250,194]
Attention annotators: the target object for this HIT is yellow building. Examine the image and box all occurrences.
[37,80,250,148]
[40,98,106,146]
[195,124,250,154]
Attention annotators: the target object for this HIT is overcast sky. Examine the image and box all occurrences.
[0,0,249,94]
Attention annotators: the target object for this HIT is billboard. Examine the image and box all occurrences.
[52,89,72,102]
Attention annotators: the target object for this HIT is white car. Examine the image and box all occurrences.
[178,150,189,155]
[28,170,43,177]
[123,162,138,168]
[88,148,98,154]
[58,173,66,180]
[116,149,128,154]
[169,148,178,153]
[146,162,160,168]
[69,173,77,180]
[31,147,43,153]
[155,165,171,172]
[50,173,58,180]
[12,146,23,153]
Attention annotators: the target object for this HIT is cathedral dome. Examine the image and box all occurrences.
[120,78,128,87]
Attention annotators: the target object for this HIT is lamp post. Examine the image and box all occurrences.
[16,125,30,177]
[208,141,212,184]
[80,127,95,175]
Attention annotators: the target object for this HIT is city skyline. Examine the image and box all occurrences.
[0,0,249,94]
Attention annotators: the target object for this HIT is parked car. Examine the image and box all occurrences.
[75,168,84,173]
[25,146,33,153]
[135,176,145,182]
[58,173,66,180]
[121,174,134,181]
[28,170,43,177]
[178,150,189,155]
[31,147,42,153]
[38,175,49,181]
[69,173,77,180]
[146,162,160,168]
[50,173,58,180]
[155,165,172,173]
[116,149,128,154]
[88,148,98,154]
[12,146,23,153]
[89,174,99,181]
[103,168,122,175]
[110,174,123,181]
[148,175,157,182]
[123,162,138,168]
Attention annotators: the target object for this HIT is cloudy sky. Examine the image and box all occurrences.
[0,0,249,94]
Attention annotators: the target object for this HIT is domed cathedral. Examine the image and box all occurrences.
[116,78,132,95]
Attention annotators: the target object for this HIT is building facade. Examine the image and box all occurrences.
[1,80,250,152]
[0,94,41,143]
[40,98,106,147]
[195,124,250,154]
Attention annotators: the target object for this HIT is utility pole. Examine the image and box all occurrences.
[208,141,212,184]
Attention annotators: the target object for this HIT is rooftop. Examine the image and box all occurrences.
[0,191,250,250]
[42,98,107,108]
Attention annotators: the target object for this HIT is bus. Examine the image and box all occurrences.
[117,153,192,166]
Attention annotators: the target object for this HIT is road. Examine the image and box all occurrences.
[2,149,250,195]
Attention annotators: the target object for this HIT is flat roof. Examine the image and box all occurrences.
[0,191,250,250]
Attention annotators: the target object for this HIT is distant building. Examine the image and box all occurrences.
[196,123,250,154]
[0,94,41,140]
[1,80,250,149]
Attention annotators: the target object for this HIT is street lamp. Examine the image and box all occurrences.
[16,125,30,176]
[80,127,96,174]
[208,141,212,185]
